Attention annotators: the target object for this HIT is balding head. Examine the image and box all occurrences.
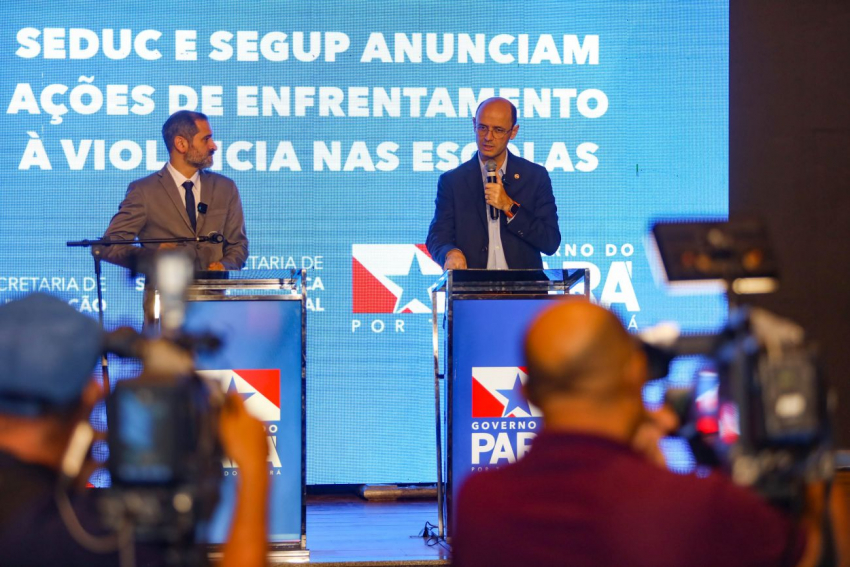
[475,97,517,126]
[524,299,645,406]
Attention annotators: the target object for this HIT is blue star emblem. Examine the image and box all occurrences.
[388,254,438,313]
[226,376,254,402]
[497,374,531,417]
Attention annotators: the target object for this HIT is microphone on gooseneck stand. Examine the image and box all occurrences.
[485,160,499,220]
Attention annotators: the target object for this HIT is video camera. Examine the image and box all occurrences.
[644,220,834,510]
[98,252,225,563]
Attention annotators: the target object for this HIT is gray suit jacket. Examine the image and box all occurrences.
[101,166,249,272]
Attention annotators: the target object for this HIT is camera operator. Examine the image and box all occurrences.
[0,293,269,567]
[453,299,844,567]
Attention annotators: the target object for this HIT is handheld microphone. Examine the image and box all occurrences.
[197,202,208,214]
[485,160,499,220]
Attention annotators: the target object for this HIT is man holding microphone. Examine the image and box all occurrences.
[426,97,561,270]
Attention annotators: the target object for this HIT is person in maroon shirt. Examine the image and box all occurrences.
[452,299,827,567]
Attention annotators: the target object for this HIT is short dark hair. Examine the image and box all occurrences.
[475,98,517,126]
[162,110,209,153]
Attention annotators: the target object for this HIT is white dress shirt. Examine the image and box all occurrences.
[166,161,201,211]
[478,155,511,269]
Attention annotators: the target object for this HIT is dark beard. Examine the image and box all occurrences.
[186,149,213,170]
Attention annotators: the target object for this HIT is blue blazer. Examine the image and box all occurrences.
[426,152,561,269]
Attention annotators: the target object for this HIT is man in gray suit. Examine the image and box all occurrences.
[102,110,249,320]
[102,110,248,272]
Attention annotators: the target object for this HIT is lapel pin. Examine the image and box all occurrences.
[514,173,520,179]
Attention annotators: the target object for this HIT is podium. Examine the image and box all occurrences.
[430,269,589,538]
[163,270,308,559]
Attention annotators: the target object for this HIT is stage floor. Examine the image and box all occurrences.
[277,494,450,566]
[270,471,850,565]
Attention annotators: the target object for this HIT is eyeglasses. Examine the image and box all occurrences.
[475,124,513,139]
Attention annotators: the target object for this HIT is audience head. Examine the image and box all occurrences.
[0,293,102,418]
[524,299,648,435]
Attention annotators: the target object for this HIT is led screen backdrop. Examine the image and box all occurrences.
[0,1,727,484]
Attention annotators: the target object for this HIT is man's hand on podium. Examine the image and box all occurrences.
[444,249,468,270]
[207,262,226,271]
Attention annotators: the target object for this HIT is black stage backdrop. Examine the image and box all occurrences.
[731,0,850,447]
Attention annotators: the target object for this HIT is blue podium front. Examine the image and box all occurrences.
[180,270,307,558]
[431,269,588,538]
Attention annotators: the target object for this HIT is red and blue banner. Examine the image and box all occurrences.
[187,299,303,546]
[450,298,556,518]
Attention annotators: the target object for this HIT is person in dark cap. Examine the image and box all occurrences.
[0,292,103,416]
[0,293,269,567]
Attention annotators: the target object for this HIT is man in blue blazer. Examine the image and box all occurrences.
[427,97,560,270]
